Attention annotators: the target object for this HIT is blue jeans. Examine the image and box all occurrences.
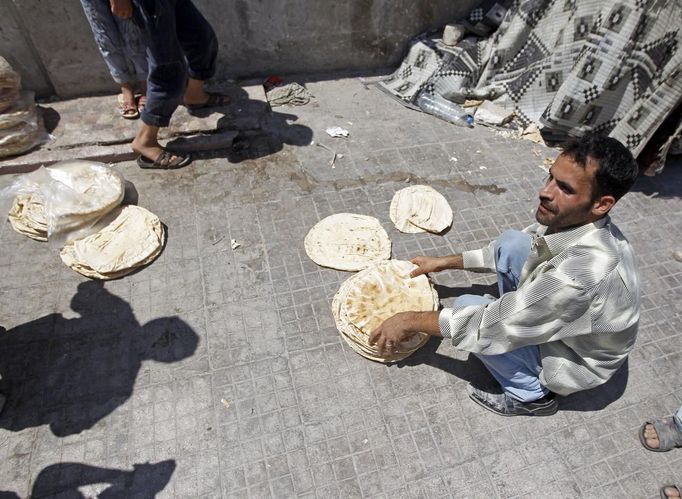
[676,405,682,432]
[454,230,549,402]
[132,0,218,126]
[80,0,148,84]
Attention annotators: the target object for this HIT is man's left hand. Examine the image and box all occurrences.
[368,313,416,356]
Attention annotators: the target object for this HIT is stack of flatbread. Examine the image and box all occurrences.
[7,160,125,242]
[60,205,165,280]
[8,193,48,241]
[0,57,44,158]
[304,213,391,271]
[332,260,438,362]
[390,185,453,233]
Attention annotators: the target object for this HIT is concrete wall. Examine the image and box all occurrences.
[0,0,479,99]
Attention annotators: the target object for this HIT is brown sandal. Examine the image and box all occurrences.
[117,94,139,120]
[136,149,191,169]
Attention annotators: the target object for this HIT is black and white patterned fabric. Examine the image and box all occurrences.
[379,0,682,168]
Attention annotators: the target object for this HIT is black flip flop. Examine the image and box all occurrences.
[136,149,191,169]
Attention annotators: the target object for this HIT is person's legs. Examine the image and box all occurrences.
[172,0,231,107]
[453,293,548,403]
[675,404,682,432]
[80,0,140,116]
[80,0,135,85]
[455,232,553,414]
[493,229,532,295]
[131,0,189,164]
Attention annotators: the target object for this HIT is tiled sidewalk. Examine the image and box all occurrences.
[0,77,681,498]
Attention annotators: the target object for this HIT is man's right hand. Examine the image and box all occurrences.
[110,0,133,18]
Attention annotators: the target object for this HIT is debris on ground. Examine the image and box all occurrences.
[265,82,313,107]
[313,141,338,167]
[673,250,682,262]
[442,23,467,46]
[230,239,241,250]
[473,101,515,126]
[520,123,544,144]
[463,99,484,108]
[220,399,230,409]
[325,126,349,138]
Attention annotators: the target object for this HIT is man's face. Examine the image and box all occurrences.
[535,154,601,232]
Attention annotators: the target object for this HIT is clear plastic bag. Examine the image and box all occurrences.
[0,160,126,247]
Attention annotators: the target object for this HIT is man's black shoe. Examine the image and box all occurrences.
[467,384,558,416]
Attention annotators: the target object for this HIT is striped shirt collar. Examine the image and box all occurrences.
[532,215,611,259]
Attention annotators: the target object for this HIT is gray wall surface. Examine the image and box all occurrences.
[0,0,480,99]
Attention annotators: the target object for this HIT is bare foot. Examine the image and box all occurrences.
[643,423,661,449]
[662,485,681,499]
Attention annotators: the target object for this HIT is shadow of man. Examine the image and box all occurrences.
[0,459,175,498]
[166,83,313,163]
[0,281,198,437]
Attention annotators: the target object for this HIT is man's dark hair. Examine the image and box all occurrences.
[561,134,639,201]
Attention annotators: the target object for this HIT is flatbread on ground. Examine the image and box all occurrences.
[7,193,48,241]
[332,260,438,363]
[389,185,453,234]
[60,205,165,280]
[304,213,391,271]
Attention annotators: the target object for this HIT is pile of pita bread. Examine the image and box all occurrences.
[332,260,438,362]
[60,205,165,280]
[0,56,45,158]
[304,186,453,362]
[390,185,453,233]
[4,160,165,279]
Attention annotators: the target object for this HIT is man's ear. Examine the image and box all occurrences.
[592,194,616,217]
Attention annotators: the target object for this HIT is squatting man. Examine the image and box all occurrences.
[370,134,640,416]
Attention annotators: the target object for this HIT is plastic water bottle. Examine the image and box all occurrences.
[417,93,474,128]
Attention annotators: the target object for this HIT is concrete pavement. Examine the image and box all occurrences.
[0,76,681,498]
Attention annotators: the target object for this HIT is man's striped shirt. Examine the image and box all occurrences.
[439,216,640,396]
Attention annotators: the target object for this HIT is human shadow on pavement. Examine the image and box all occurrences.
[0,281,198,437]
[0,459,175,498]
[396,337,493,386]
[166,85,313,164]
[559,359,629,411]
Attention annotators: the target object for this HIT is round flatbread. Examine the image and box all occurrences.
[331,260,438,363]
[304,213,391,271]
[7,193,48,241]
[60,205,165,280]
[389,185,453,234]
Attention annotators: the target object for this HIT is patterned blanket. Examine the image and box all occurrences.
[379,0,682,172]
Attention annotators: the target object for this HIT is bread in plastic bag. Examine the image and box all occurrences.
[1,160,126,246]
[0,91,38,130]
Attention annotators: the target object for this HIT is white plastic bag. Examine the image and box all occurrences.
[1,160,126,246]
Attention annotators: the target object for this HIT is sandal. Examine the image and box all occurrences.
[185,92,231,111]
[117,94,139,120]
[639,416,682,452]
[137,95,147,113]
[136,149,191,169]
[661,485,681,499]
